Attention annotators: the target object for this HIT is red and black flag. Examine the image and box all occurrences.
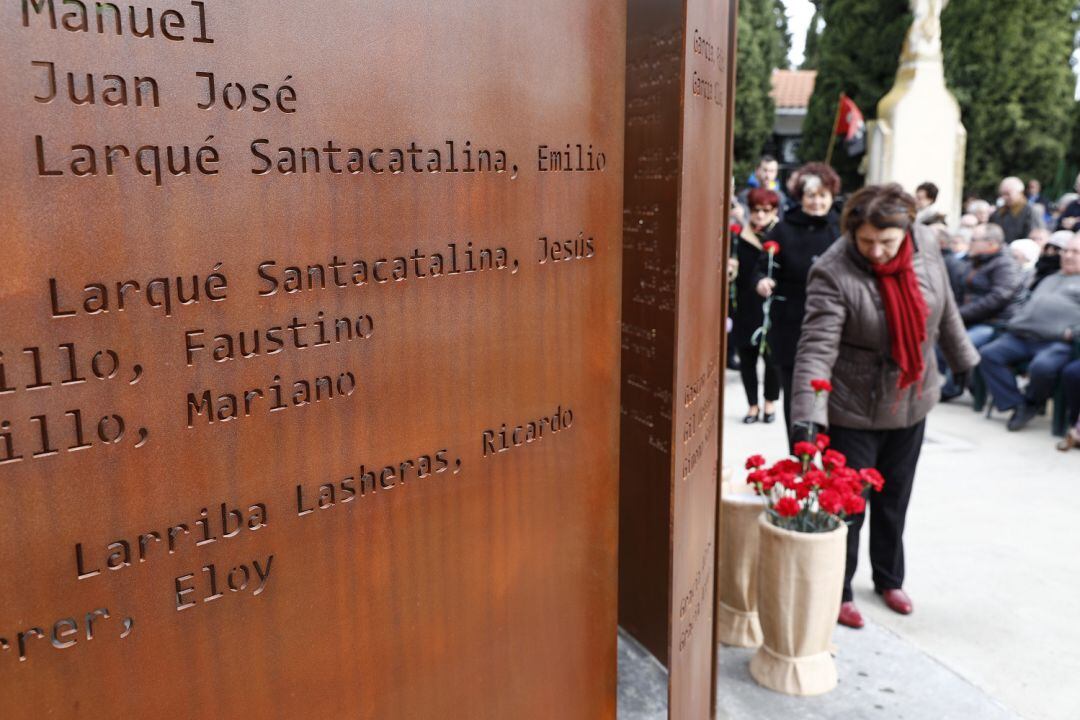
[834,93,866,157]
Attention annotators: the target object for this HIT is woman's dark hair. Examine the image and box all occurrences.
[790,162,841,201]
[916,182,939,202]
[841,184,917,236]
[746,188,780,210]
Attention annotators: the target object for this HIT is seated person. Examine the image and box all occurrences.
[1059,359,1080,451]
[959,224,1024,348]
[1055,173,1080,230]
[979,234,1080,431]
[1009,239,1039,290]
[941,224,1023,400]
[1033,231,1071,289]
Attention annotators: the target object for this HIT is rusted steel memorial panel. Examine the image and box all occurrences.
[0,2,625,717]
[620,0,735,716]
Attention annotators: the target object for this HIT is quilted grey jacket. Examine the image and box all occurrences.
[791,223,980,431]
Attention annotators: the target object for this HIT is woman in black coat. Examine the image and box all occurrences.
[731,188,782,423]
[754,162,842,445]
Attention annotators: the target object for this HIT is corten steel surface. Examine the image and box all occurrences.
[0,2,625,718]
[620,0,733,717]
[711,1,739,714]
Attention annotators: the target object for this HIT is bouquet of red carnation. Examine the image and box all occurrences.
[744,379,885,533]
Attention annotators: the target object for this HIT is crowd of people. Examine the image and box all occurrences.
[727,158,1080,627]
[730,157,1080,453]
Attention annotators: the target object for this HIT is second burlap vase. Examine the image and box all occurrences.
[749,514,847,696]
[715,483,765,647]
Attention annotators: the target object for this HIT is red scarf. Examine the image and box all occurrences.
[872,234,928,390]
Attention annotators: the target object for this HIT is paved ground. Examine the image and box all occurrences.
[618,622,1018,720]
[617,369,1080,720]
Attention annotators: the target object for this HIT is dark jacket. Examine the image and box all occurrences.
[1056,199,1080,231]
[958,250,1024,326]
[1033,253,1061,289]
[942,249,967,304]
[990,203,1042,242]
[754,208,841,366]
[790,224,980,431]
[730,223,775,348]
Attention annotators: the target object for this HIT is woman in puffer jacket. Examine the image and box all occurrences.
[790,185,979,629]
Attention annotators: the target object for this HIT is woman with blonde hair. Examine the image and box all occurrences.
[754,162,842,444]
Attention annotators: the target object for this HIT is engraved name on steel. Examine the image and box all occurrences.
[620,0,733,717]
[0,2,625,717]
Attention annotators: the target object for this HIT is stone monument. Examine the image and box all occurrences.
[620,0,736,716]
[0,2,625,717]
[866,0,966,222]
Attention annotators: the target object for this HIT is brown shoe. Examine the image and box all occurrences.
[1057,428,1080,452]
[838,601,865,629]
[879,588,913,615]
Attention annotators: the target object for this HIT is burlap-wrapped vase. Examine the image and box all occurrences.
[749,515,847,696]
[715,482,765,647]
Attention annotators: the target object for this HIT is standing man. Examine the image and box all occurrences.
[978,234,1080,431]
[990,176,1043,242]
[739,155,789,219]
[1027,178,1048,207]
[1027,179,1051,226]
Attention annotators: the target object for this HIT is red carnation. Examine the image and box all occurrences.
[793,441,818,459]
[818,488,844,515]
[731,223,744,235]
[748,470,768,487]
[772,459,802,475]
[811,378,834,393]
[815,433,831,450]
[803,469,827,489]
[859,468,885,492]
[843,493,866,516]
[763,240,780,256]
[745,454,766,470]
[772,471,799,490]
[829,467,860,495]
[775,496,801,517]
[823,449,847,469]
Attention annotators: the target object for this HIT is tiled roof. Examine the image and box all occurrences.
[771,70,817,110]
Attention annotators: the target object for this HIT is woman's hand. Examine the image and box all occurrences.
[756,278,776,298]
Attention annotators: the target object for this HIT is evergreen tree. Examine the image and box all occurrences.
[768,0,793,71]
[801,1,823,70]
[943,0,1079,197]
[800,0,911,191]
[733,0,789,181]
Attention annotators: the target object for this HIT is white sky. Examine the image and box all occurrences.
[784,0,816,68]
